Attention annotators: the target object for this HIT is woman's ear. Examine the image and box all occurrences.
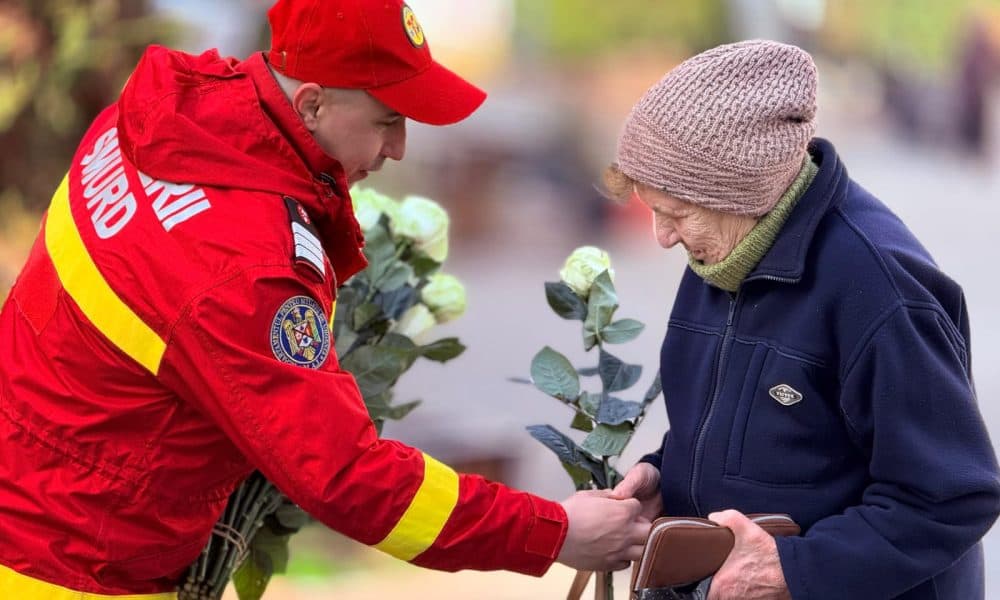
[291,83,325,131]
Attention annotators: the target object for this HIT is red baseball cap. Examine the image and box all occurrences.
[267,0,487,125]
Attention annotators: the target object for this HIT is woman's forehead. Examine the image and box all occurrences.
[635,184,693,213]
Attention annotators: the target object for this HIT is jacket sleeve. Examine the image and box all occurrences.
[639,431,669,470]
[157,266,567,575]
[776,304,1000,599]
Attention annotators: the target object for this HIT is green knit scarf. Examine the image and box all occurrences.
[688,158,819,292]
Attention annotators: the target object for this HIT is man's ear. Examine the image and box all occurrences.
[291,83,325,131]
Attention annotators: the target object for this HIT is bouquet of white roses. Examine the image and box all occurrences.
[180,187,467,600]
[525,246,661,600]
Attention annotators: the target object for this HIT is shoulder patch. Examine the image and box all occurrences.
[271,296,331,368]
[283,196,326,280]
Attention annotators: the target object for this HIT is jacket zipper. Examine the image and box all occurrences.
[689,291,739,515]
[318,173,337,197]
[745,273,797,285]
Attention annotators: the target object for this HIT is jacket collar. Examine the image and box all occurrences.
[744,138,848,284]
[240,52,368,284]
[241,52,344,182]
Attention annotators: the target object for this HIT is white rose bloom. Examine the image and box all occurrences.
[421,273,467,323]
[395,195,449,262]
[393,304,437,340]
[350,186,399,232]
[559,246,614,298]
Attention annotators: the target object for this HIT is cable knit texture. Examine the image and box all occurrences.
[617,40,817,216]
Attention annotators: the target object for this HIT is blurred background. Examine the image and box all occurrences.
[2,0,1000,597]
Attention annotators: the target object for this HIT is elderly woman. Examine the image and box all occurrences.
[609,41,1000,599]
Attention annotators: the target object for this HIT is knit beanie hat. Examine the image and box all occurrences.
[617,40,817,216]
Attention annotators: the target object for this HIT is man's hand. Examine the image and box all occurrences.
[557,490,650,571]
[612,462,663,522]
[707,510,791,600]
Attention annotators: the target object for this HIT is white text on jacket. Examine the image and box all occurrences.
[79,128,211,238]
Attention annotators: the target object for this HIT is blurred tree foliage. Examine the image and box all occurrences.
[0,0,176,214]
[514,0,729,61]
[822,0,1000,72]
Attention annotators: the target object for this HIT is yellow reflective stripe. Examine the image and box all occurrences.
[45,175,166,375]
[374,453,460,561]
[0,563,176,600]
[330,299,336,331]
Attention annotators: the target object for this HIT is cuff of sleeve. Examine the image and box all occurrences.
[639,451,662,470]
[775,536,808,599]
[518,494,569,576]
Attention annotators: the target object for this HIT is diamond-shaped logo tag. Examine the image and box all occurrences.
[769,384,803,406]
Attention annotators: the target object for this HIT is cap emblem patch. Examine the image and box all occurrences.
[402,5,426,48]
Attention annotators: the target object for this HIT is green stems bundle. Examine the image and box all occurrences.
[180,188,467,600]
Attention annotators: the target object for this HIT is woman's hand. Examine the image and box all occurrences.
[611,462,663,522]
[707,510,791,600]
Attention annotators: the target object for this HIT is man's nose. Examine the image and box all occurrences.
[383,121,407,161]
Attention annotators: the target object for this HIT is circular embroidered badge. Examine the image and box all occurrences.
[270,296,330,368]
[401,5,426,48]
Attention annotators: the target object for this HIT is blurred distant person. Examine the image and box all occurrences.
[955,19,998,157]
[0,0,648,597]
[608,41,1000,599]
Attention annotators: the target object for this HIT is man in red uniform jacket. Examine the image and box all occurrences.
[0,0,648,596]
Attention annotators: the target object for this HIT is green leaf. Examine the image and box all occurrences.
[375,285,419,320]
[643,371,663,405]
[333,329,358,359]
[570,411,594,432]
[233,552,271,600]
[530,346,580,400]
[379,332,419,352]
[596,395,643,425]
[600,318,645,344]
[561,461,595,490]
[376,262,413,293]
[582,423,633,457]
[233,524,294,600]
[341,345,409,398]
[590,271,618,308]
[383,399,422,421]
[273,503,310,533]
[583,271,618,343]
[607,465,624,489]
[332,286,360,340]
[526,424,610,488]
[362,389,392,427]
[420,338,466,362]
[407,251,441,279]
[578,392,601,417]
[526,424,585,465]
[379,333,419,370]
[545,281,587,320]
[362,223,396,281]
[598,349,642,392]
[353,302,382,330]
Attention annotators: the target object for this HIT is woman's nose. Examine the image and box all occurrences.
[655,220,680,249]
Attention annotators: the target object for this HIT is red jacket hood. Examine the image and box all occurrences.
[116,46,366,281]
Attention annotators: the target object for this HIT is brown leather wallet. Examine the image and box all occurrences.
[630,513,800,596]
